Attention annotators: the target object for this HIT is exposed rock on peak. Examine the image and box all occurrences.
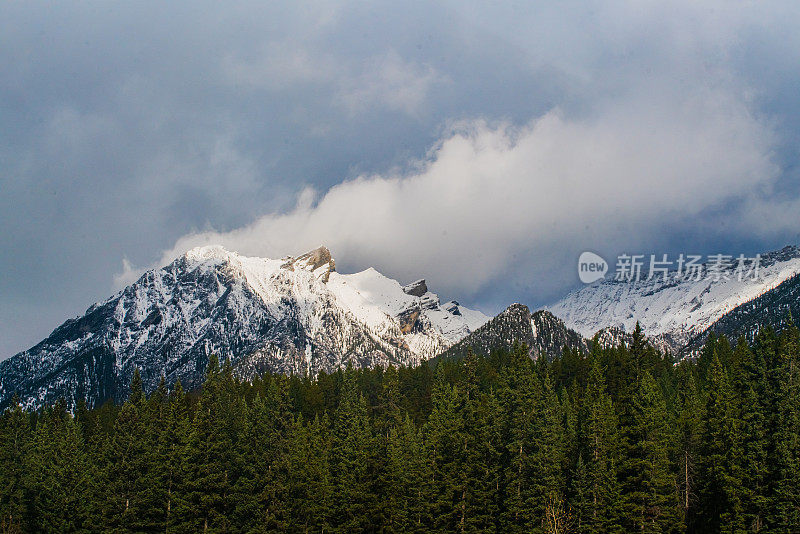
[402,279,428,297]
[444,301,462,316]
[283,246,336,281]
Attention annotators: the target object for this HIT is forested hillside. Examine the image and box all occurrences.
[1,323,799,533]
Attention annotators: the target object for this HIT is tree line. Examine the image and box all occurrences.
[0,322,799,533]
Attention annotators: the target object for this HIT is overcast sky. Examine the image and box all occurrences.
[3,1,800,358]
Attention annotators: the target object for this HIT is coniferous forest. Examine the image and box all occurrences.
[1,323,799,533]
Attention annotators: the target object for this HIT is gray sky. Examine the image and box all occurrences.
[3,1,800,358]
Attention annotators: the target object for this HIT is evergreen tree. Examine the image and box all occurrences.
[696,355,745,533]
[22,406,90,533]
[329,369,375,531]
[0,399,30,533]
[530,370,568,532]
[578,357,623,534]
[277,414,332,532]
[765,322,800,530]
[501,346,541,530]
[159,380,190,533]
[235,378,292,530]
[176,356,245,532]
[620,371,680,533]
[385,414,427,533]
[730,340,769,531]
[460,351,502,532]
[99,370,148,532]
[424,379,466,532]
[673,362,701,526]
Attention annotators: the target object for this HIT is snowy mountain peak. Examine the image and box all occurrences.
[0,245,488,409]
[183,244,238,265]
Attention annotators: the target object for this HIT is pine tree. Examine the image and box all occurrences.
[329,369,375,532]
[529,370,567,533]
[176,356,245,532]
[99,370,148,532]
[620,371,680,533]
[578,357,623,534]
[0,398,30,533]
[159,379,190,533]
[460,351,502,532]
[278,414,332,532]
[674,362,701,526]
[696,355,745,533]
[235,378,292,530]
[385,414,427,533]
[765,322,800,530]
[22,405,90,532]
[730,339,769,531]
[424,378,466,532]
[500,346,541,531]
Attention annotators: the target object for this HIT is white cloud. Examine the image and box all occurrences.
[133,82,778,303]
[113,258,140,289]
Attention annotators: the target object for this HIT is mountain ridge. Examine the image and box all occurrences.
[548,245,800,353]
[0,246,488,409]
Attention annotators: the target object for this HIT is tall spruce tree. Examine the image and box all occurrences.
[0,398,30,533]
[620,371,680,533]
[330,369,375,532]
[765,322,800,530]
[578,357,623,534]
[501,346,542,530]
[673,362,701,526]
[530,371,568,533]
[696,355,745,533]
[385,413,427,533]
[22,405,90,533]
[99,369,148,532]
[424,377,467,532]
[177,356,245,532]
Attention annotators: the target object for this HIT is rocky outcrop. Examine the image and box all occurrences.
[402,279,428,297]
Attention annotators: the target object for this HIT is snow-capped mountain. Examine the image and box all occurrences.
[549,245,800,353]
[0,246,488,409]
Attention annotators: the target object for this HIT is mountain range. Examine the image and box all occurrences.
[2,244,799,409]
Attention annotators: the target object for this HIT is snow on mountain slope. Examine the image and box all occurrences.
[0,246,488,409]
[548,245,800,352]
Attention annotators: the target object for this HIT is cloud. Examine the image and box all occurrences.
[136,81,778,305]
[222,43,337,90]
[337,51,446,116]
[113,258,140,289]
[223,46,443,117]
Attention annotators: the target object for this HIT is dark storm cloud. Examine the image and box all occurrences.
[2,0,800,358]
